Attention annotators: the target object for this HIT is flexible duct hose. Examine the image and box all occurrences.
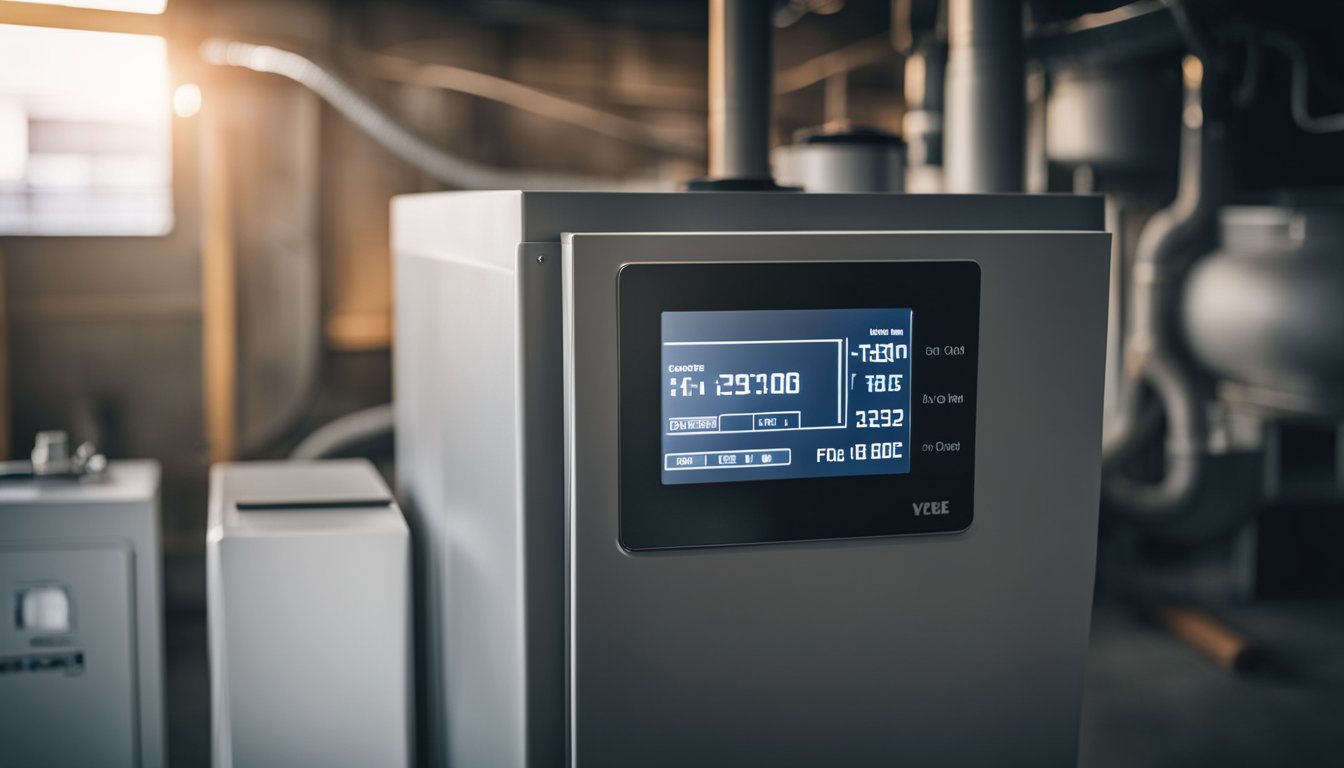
[200,39,674,191]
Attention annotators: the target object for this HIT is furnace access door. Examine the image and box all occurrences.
[562,230,1109,766]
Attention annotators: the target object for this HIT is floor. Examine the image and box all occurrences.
[163,610,210,767]
[165,597,1344,767]
[1080,598,1344,768]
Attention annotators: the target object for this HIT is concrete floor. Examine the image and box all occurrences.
[164,611,210,767]
[1080,598,1344,768]
[166,597,1344,766]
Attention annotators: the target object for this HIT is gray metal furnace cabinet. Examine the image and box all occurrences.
[394,191,1110,768]
[0,460,165,768]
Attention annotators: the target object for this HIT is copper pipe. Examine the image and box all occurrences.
[1153,602,1265,672]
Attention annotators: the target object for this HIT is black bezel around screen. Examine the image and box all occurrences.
[618,261,981,551]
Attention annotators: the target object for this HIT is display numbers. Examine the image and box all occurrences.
[670,376,706,397]
[660,307,920,488]
[714,372,801,396]
[854,408,905,429]
[856,342,909,363]
[864,373,904,393]
[850,441,904,460]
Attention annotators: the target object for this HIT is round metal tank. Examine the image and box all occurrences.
[773,127,906,193]
[1182,203,1344,412]
[1046,67,1180,171]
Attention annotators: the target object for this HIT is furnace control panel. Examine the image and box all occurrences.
[619,260,979,550]
[661,308,914,484]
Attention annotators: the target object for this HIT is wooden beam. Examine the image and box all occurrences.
[0,2,165,36]
[201,102,236,463]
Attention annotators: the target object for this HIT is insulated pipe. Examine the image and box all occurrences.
[944,0,1024,192]
[708,0,774,180]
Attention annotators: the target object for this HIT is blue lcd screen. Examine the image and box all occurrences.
[661,308,913,485]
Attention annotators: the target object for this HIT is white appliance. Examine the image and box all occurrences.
[208,459,413,768]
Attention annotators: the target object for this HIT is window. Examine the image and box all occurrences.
[0,23,171,235]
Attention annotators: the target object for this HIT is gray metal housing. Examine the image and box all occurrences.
[565,230,1108,766]
[0,461,164,768]
[393,191,1107,767]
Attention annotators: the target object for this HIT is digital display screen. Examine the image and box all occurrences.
[661,308,913,485]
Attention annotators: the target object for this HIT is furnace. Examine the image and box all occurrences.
[394,190,1110,767]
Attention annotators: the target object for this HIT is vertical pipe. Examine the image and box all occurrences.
[1101,55,1219,523]
[903,39,947,192]
[823,72,848,128]
[708,0,773,180]
[944,0,1024,192]
[1024,63,1048,193]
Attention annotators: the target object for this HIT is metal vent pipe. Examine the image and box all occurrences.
[944,0,1024,192]
[708,0,774,181]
